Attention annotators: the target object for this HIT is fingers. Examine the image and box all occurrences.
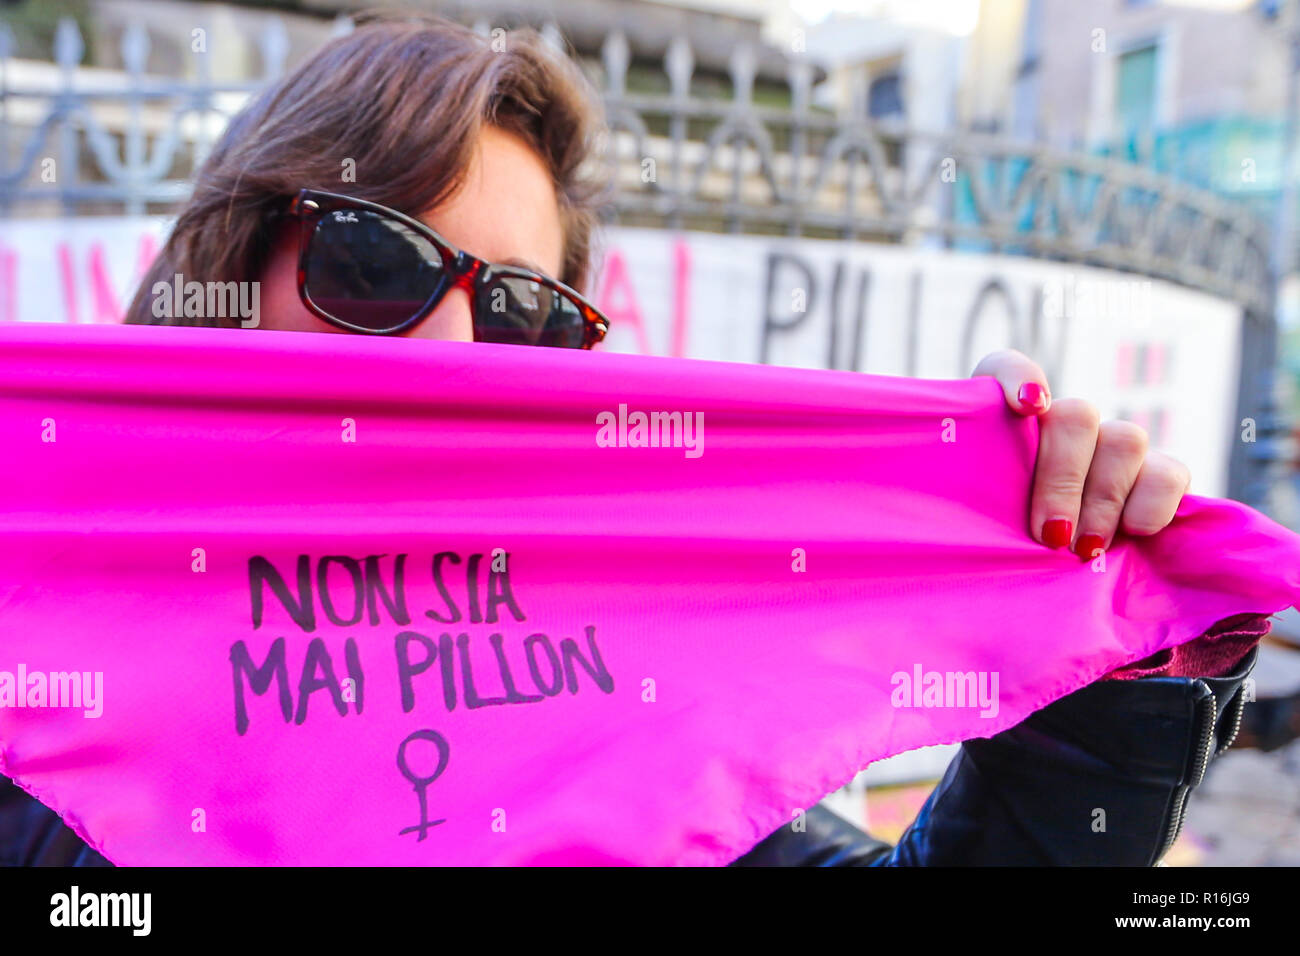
[1120,451,1192,537]
[971,349,1051,416]
[973,351,1190,554]
[1028,398,1100,548]
[1073,421,1148,559]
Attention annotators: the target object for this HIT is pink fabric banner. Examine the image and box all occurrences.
[1,322,1297,866]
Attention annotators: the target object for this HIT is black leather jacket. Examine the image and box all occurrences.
[0,647,1257,867]
[736,646,1258,866]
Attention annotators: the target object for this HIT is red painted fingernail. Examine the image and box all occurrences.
[1017,382,1048,410]
[1042,518,1073,549]
[1074,533,1105,560]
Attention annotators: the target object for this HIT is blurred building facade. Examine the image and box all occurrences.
[966,0,1291,219]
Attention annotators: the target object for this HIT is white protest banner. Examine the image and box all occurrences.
[0,218,1241,493]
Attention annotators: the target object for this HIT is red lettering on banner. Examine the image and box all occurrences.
[595,242,692,357]
[1115,340,1134,387]
[595,248,652,355]
[55,234,159,324]
[0,245,16,323]
[671,237,690,358]
[57,242,78,323]
[89,244,121,324]
[1116,340,1171,443]
[1147,341,1166,384]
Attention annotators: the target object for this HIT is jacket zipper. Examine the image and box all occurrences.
[1216,691,1248,756]
[1154,685,1217,864]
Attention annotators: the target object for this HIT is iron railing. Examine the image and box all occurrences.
[0,14,1276,314]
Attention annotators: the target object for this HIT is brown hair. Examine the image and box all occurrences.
[126,12,610,327]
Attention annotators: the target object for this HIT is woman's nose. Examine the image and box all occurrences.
[406,287,474,342]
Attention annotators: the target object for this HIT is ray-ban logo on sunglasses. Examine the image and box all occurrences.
[150,272,260,328]
[596,403,704,458]
[332,211,359,223]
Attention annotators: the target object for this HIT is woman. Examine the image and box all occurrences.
[0,13,1264,867]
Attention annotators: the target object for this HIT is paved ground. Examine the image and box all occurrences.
[1178,638,1300,866]
[1161,639,1300,866]
[1180,737,1300,866]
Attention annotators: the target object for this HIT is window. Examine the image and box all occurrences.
[1115,43,1159,140]
[867,71,903,119]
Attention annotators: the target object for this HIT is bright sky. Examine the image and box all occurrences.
[1162,0,1260,8]
[791,0,1261,34]
[793,0,983,34]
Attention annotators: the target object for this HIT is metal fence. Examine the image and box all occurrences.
[0,15,1276,308]
[0,13,1289,503]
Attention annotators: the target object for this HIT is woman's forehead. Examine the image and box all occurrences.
[418,124,565,279]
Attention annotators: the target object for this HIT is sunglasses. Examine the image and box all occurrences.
[286,189,609,348]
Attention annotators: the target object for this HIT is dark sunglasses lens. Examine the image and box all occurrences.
[304,209,444,332]
[475,275,589,348]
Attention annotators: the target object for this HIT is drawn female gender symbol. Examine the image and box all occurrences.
[396,728,450,841]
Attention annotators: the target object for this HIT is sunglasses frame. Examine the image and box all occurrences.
[287,188,609,348]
